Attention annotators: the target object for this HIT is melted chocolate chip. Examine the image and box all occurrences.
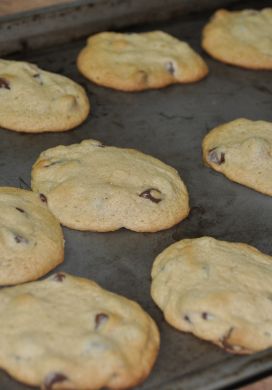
[220,327,235,351]
[33,73,43,85]
[139,188,162,203]
[53,273,66,282]
[183,315,192,323]
[208,148,225,165]
[14,234,28,244]
[201,312,214,320]
[43,373,68,390]
[0,77,10,90]
[39,193,47,203]
[165,61,175,75]
[16,207,25,213]
[95,313,109,329]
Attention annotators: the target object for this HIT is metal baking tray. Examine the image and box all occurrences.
[0,0,272,389]
[0,0,241,56]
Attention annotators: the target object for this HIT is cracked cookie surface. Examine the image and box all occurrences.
[0,59,90,132]
[31,139,189,232]
[0,273,160,389]
[151,236,272,354]
[0,187,64,285]
[202,118,272,196]
[77,31,208,91]
[202,8,272,69]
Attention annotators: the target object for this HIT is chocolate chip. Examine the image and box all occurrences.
[220,327,235,351]
[201,312,214,320]
[33,73,43,85]
[208,148,225,165]
[202,312,208,320]
[14,234,28,244]
[39,193,47,203]
[43,373,68,390]
[165,61,175,75]
[183,315,192,323]
[53,273,66,282]
[139,188,162,203]
[0,77,10,90]
[16,207,25,213]
[95,313,109,330]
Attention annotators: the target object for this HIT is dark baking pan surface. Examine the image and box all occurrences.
[0,0,241,56]
[0,2,272,389]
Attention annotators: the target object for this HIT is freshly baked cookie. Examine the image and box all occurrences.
[202,118,272,196]
[202,8,272,69]
[0,187,64,285]
[151,236,272,354]
[0,59,90,132]
[0,272,160,389]
[31,139,189,232]
[77,31,208,91]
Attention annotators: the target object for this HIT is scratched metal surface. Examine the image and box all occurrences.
[0,4,272,390]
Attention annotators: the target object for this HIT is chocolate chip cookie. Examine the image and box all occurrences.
[0,273,160,389]
[77,31,208,91]
[202,118,272,196]
[31,139,190,232]
[151,236,272,354]
[0,59,90,132]
[0,187,64,285]
[202,8,272,69]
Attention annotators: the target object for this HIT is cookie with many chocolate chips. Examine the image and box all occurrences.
[202,118,272,196]
[31,139,189,232]
[0,273,160,389]
[151,236,272,354]
[0,59,90,132]
[0,187,64,285]
[77,31,208,91]
[202,8,272,70]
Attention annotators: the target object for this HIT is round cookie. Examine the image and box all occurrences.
[0,272,160,389]
[0,59,90,132]
[202,8,272,70]
[77,31,208,91]
[202,118,272,196]
[31,139,190,232]
[151,236,272,354]
[0,187,64,285]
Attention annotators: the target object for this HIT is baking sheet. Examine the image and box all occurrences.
[0,2,272,389]
[0,0,241,56]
